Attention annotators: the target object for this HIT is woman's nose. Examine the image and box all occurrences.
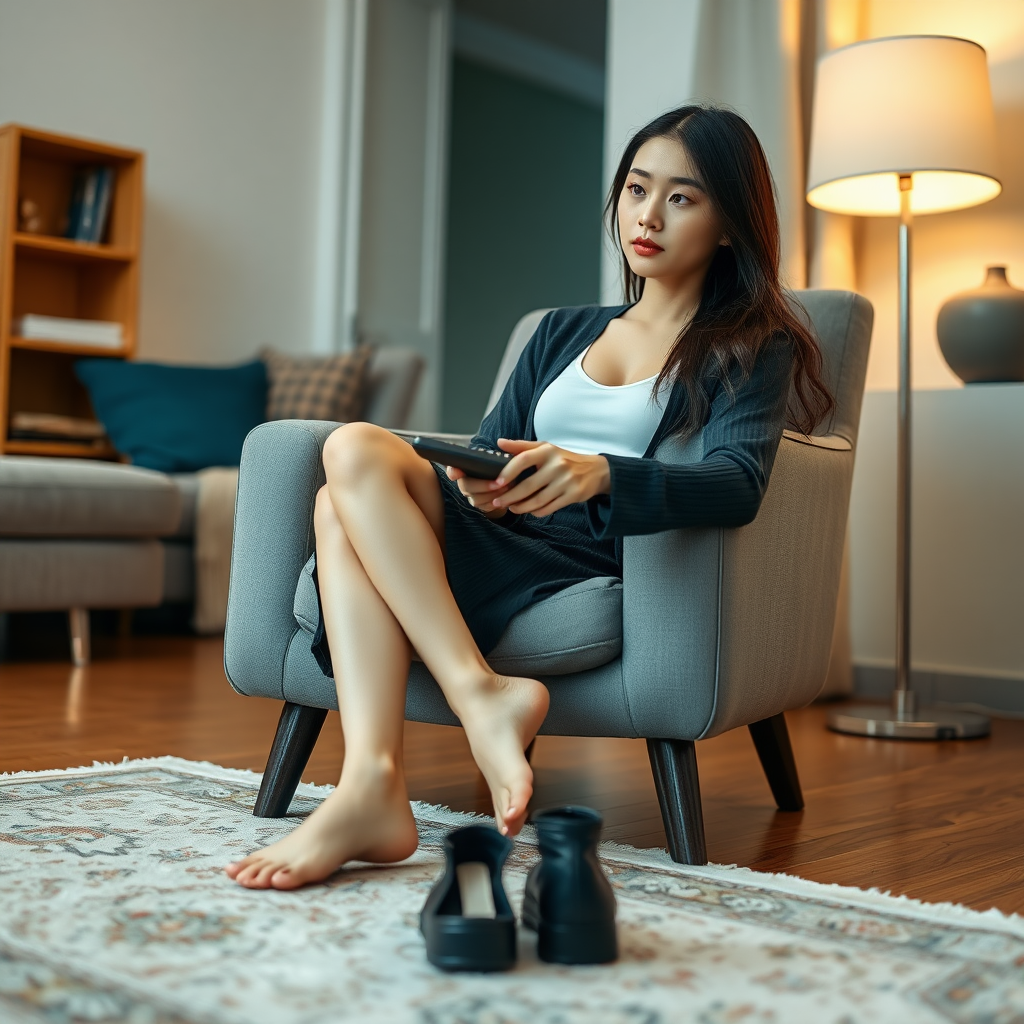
[638,201,662,231]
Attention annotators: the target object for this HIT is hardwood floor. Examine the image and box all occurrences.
[2,634,1022,915]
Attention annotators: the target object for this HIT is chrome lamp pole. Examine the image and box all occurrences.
[804,35,1001,741]
[827,176,988,739]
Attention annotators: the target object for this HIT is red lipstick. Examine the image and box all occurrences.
[630,236,663,257]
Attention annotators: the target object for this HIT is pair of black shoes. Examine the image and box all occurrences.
[420,806,618,972]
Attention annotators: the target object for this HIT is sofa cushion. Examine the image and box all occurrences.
[293,555,622,676]
[262,346,373,422]
[75,358,267,473]
[0,456,182,538]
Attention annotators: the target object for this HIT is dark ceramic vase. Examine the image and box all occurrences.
[937,266,1024,383]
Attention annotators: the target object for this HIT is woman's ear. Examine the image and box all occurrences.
[719,235,731,247]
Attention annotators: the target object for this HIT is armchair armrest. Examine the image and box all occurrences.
[224,421,474,700]
[620,434,854,741]
[224,420,336,699]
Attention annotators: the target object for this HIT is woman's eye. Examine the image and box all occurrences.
[627,182,645,196]
[670,193,693,206]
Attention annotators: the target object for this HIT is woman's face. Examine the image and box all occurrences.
[617,135,727,288]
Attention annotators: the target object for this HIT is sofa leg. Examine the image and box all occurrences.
[748,712,804,812]
[69,608,90,667]
[253,702,328,817]
[646,738,707,865]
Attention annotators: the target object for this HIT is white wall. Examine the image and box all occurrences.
[851,387,1024,680]
[0,0,330,364]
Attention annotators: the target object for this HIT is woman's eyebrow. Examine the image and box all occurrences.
[628,167,706,192]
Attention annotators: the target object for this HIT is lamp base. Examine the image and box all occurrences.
[827,703,991,740]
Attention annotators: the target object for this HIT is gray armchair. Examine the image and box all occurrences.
[224,290,872,864]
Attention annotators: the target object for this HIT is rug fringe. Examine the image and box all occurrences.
[0,755,341,794]
[4,755,1021,935]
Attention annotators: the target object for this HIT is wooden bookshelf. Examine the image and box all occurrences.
[0,124,143,458]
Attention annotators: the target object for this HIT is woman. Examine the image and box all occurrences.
[226,105,832,890]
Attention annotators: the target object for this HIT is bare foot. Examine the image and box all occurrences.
[224,764,418,890]
[457,674,549,837]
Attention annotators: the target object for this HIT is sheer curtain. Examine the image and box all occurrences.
[691,0,808,288]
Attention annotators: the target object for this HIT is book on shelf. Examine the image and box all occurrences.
[65,165,115,244]
[91,167,115,244]
[12,314,123,348]
[9,412,107,443]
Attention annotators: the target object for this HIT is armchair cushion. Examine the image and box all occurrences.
[293,554,622,676]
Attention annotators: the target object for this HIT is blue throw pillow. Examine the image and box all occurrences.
[75,359,268,472]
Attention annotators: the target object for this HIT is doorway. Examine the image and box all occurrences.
[440,0,608,433]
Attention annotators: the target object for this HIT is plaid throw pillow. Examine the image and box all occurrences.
[261,346,373,422]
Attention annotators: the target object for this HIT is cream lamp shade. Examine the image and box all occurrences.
[806,35,1001,216]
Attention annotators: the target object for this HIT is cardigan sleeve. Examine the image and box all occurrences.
[586,338,794,538]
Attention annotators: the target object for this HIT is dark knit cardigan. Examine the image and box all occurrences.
[470,304,794,540]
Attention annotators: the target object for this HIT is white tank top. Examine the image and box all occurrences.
[532,344,669,458]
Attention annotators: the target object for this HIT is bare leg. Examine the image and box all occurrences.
[225,486,419,889]
[225,423,547,888]
[325,423,548,835]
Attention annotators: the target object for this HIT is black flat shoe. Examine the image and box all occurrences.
[420,824,516,972]
[522,806,618,964]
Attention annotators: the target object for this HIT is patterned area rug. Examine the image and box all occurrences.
[1,758,1022,1024]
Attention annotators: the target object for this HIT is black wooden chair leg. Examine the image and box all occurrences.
[748,712,804,812]
[647,738,707,865]
[253,702,328,817]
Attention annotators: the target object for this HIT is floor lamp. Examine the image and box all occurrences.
[806,36,1001,739]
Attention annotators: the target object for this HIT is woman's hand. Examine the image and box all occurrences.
[486,439,611,518]
[448,465,511,518]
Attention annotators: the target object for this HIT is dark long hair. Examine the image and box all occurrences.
[605,105,833,438]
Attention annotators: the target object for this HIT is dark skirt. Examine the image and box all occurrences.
[310,463,619,677]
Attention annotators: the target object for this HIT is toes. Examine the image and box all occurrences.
[510,778,533,812]
[493,798,509,835]
[230,855,301,890]
[503,807,528,837]
[234,859,271,888]
[251,861,283,888]
[503,783,533,836]
[492,783,530,837]
[225,854,260,879]
[234,868,263,889]
[270,867,303,890]
[485,758,534,837]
